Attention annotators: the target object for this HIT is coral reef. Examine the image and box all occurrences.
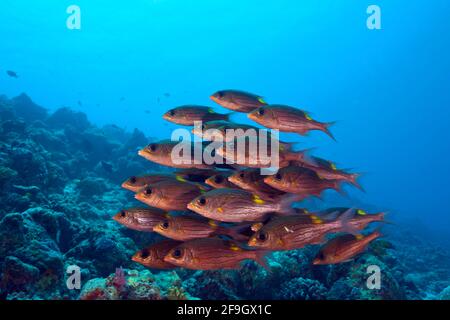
[0,93,449,300]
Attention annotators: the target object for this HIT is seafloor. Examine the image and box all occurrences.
[0,93,449,300]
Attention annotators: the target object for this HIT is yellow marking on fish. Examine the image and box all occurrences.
[311,215,323,224]
[305,113,313,121]
[303,209,309,214]
[330,163,338,171]
[208,220,218,228]
[229,243,242,251]
[208,108,215,114]
[356,209,367,216]
[252,194,265,205]
[276,238,284,246]
[257,97,266,104]
[164,213,170,218]
[217,207,224,213]
[356,234,364,241]
[279,145,285,152]
[175,175,187,183]
[283,226,294,233]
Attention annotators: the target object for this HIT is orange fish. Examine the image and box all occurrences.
[248,105,336,140]
[132,240,182,269]
[313,231,381,265]
[210,90,267,113]
[112,207,167,232]
[164,238,268,270]
[247,209,355,251]
[135,179,205,211]
[153,214,250,241]
[187,188,299,223]
[263,165,341,198]
[163,105,230,126]
[121,174,174,193]
[138,140,211,169]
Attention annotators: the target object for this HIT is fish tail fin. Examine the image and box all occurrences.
[253,250,271,272]
[321,121,337,141]
[277,193,303,215]
[348,173,365,192]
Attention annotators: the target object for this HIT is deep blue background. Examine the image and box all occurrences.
[1,1,449,234]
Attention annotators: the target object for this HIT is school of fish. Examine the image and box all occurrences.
[115,89,384,271]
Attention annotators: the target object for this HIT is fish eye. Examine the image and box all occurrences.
[161,221,169,229]
[201,124,206,130]
[172,248,182,259]
[198,197,206,205]
[214,175,223,184]
[144,187,152,195]
[140,249,150,259]
[257,108,265,116]
[216,91,224,98]
[129,176,137,184]
[258,232,267,241]
[148,144,157,152]
[275,173,282,180]
[317,252,325,260]
[169,110,175,116]
[120,210,126,218]
[210,148,216,157]
[239,172,245,178]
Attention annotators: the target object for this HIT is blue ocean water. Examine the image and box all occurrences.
[1,0,449,300]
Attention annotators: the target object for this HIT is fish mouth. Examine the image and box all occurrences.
[162,113,170,121]
[210,96,222,105]
[247,237,258,247]
[131,254,141,263]
[247,111,257,121]
[187,202,198,212]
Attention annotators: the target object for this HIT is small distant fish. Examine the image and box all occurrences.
[138,140,211,169]
[135,179,206,211]
[121,173,175,193]
[163,238,268,270]
[248,105,336,140]
[113,207,167,232]
[187,188,300,223]
[210,90,267,113]
[145,110,151,114]
[247,208,356,251]
[164,93,171,97]
[132,240,181,269]
[228,168,285,200]
[100,161,114,174]
[153,214,250,241]
[263,165,342,198]
[313,231,381,265]
[163,105,230,126]
[6,70,18,78]
[205,172,237,189]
